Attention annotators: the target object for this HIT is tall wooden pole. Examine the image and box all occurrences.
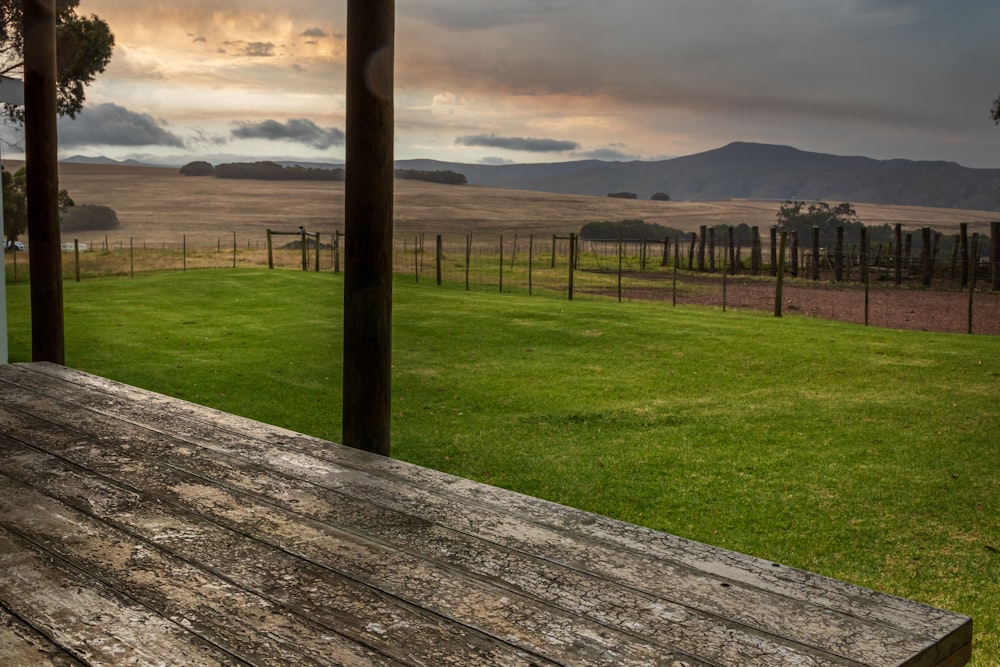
[342,0,394,456]
[23,0,64,364]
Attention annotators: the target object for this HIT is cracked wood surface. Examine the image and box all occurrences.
[0,362,972,666]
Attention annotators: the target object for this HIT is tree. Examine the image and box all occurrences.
[179,161,215,177]
[3,165,72,242]
[2,165,26,243]
[1,0,114,121]
[992,94,1000,125]
[651,192,671,201]
[776,200,872,245]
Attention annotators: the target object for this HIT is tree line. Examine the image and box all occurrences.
[181,161,467,185]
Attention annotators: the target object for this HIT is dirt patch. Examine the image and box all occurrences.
[620,274,1000,335]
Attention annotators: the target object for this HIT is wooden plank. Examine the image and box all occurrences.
[0,473,402,666]
[0,413,707,666]
[0,527,239,666]
[4,363,972,665]
[0,606,84,667]
[0,363,973,666]
[0,437,562,666]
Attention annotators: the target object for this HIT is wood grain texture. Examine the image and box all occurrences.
[0,362,972,666]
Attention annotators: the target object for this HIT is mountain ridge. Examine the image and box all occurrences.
[59,142,1000,211]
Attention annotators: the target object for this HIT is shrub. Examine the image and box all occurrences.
[607,192,638,199]
[651,192,671,201]
[61,204,120,232]
[180,161,215,176]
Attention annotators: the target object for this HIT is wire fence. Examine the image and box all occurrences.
[4,223,999,334]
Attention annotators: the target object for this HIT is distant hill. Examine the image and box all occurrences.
[397,142,1000,211]
[55,142,1000,210]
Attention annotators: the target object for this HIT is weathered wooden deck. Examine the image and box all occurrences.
[0,362,971,666]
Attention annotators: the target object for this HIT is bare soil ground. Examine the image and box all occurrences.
[624,274,1000,335]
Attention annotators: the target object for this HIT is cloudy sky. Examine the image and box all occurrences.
[5,0,1000,167]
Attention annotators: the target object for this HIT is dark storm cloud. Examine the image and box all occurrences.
[231,118,345,149]
[300,27,327,38]
[58,103,185,147]
[403,0,573,31]
[456,134,579,153]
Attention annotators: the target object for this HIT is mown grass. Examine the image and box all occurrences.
[5,268,999,664]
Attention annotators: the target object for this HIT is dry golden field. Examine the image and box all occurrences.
[5,161,998,246]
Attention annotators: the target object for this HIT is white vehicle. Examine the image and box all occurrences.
[3,240,24,251]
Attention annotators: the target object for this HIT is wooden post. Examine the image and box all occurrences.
[774,231,787,317]
[790,230,799,278]
[183,234,187,271]
[697,226,706,271]
[861,227,870,326]
[266,229,274,269]
[894,223,903,286]
[233,231,237,268]
[688,232,696,270]
[992,222,1000,291]
[921,227,932,287]
[313,232,320,271]
[959,223,969,288]
[130,237,134,278]
[811,226,820,280]
[300,227,308,271]
[24,0,64,364]
[672,234,679,306]
[568,232,576,300]
[74,239,80,282]
[342,0,394,456]
[528,234,534,295]
[551,234,557,268]
[498,235,503,293]
[435,235,442,285]
[968,234,979,334]
[708,227,716,272]
[465,233,471,290]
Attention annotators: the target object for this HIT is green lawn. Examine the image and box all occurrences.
[6,268,998,664]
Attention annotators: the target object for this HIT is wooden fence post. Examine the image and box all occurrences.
[894,223,903,286]
[130,237,134,278]
[774,231,787,317]
[233,231,237,268]
[790,230,799,277]
[921,227,933,287]
[969,234,979,334]
[498,234,503,293]
[528,234,534,295]
[266,229,274,269]
[708,227,716,271]
[551,234,557,268]
[568,232,576,300]
[861,226,870,325]
[465,233,471,290]
[617,239,623,302]
[435,234,442,285]
[697,225,706,271]
[960,223,970,288]
[688,232,696,270]
[672,234,679,306]
[74,239,80,283]
[183,234,187,271]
